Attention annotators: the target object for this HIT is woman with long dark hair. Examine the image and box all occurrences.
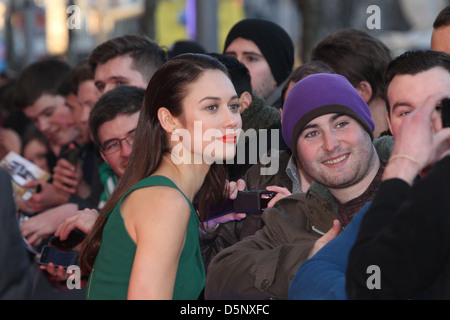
[79,54,242,299]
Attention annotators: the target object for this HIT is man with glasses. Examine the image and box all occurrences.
[92,87,141,209]
[100,130,135,156]
[96,128,135,189]
[68,85,142,226]
[40,86,144,279]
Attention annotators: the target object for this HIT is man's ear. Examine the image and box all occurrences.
[157,107,178,133]
[239,91,253,113]
[100,150,107,163]
[355,81,373,103]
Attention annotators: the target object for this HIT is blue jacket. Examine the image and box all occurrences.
[288,202,371,300]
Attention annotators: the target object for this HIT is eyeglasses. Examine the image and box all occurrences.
[101,130,136,155]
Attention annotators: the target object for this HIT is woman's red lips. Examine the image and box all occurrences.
[220,134,237,144]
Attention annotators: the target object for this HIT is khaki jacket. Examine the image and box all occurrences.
[204,183,335,300]
[200,150,293,270]
[204,136,394,300]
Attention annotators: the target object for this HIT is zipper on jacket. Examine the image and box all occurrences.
[311,225,326,236]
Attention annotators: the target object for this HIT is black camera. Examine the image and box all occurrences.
[202,190,276,221]
[442,98,450,128]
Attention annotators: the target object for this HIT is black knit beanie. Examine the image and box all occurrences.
[224,19,294,86]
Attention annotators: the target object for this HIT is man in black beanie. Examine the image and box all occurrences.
[224,19,294,109]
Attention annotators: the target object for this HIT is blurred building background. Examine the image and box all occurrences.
[0,0,448,74]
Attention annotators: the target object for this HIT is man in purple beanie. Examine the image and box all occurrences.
[224,18,294,109]
[205,73,391,300]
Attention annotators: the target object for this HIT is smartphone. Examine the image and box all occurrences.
[49,229,86,252]
[202,190,276,221]
[441,98,450,128]
[61,143,81,166]
[233,190,276,214]
[38,245,78,268]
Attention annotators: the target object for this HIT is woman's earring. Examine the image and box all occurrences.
[171,128,179,141]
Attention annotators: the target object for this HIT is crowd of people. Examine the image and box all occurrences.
[1,4,450,300]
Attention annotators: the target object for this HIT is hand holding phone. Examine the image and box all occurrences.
[61,143,81,166]
[52,159,81,194]
[233,190,276,214]
[264,185,292,207]
[38,245,78,268]
[39,261,70,281]
[49,228,86,252]
[201,190,276,221]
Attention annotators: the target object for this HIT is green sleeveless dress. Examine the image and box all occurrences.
[86,175,205,300]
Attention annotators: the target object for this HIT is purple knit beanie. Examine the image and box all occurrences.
[282,73,374,153]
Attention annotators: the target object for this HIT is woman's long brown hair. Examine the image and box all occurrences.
[79,54,231,275]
